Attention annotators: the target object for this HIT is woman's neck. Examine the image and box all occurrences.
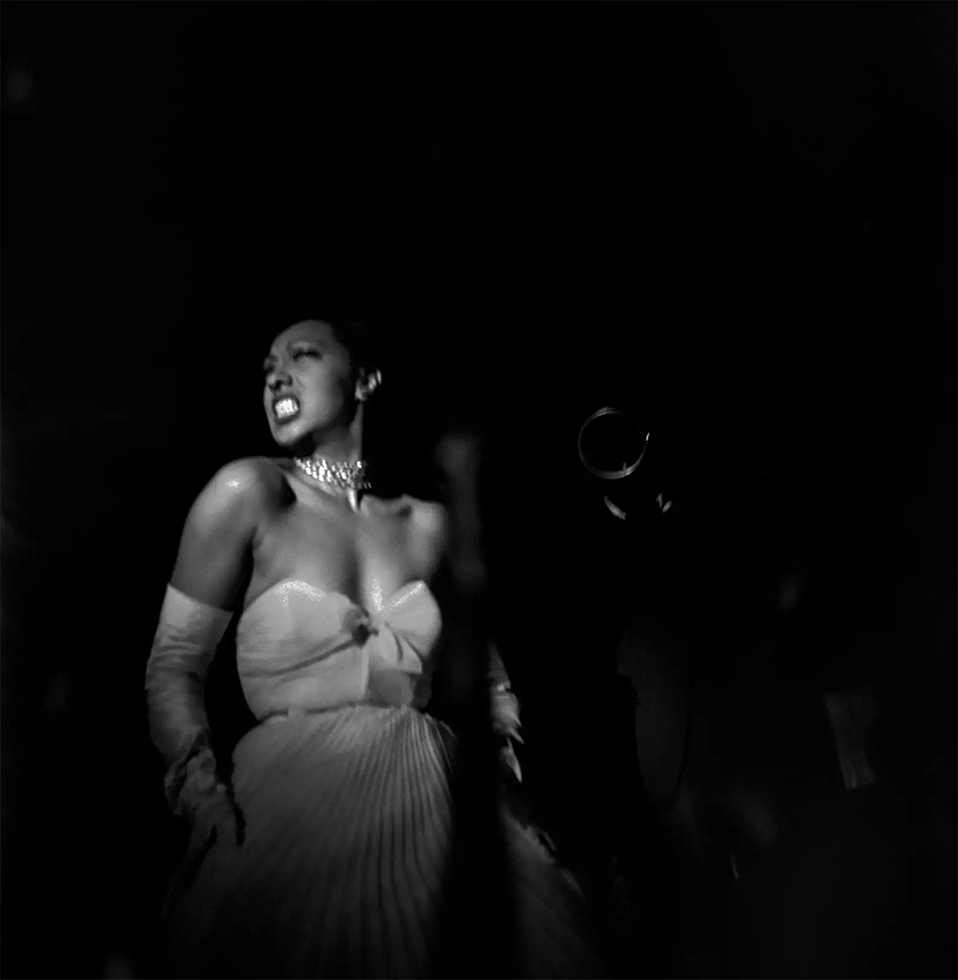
[303,440,363,464]
[300,406,365,463]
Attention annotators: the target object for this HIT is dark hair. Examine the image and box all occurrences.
[272,314,389,379]
[326,317,385,376]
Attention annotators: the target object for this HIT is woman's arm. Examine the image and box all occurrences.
[168,458,271,611]
[489,644,523,783]
[145,458,272,828]
[419,497,524,782]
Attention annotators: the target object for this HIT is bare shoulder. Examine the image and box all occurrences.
[190,457,286,524]
[170,458,288,609]
[369,493,446,530]
[408,497,448,540]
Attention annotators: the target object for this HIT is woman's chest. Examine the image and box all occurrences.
[249,494,443,612]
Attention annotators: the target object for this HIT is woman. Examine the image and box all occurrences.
[145,318,600,979]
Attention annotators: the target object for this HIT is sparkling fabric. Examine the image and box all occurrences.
[158,580,601,979]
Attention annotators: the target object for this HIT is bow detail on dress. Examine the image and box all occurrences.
[342,607,380,650]
[236,580,443,719]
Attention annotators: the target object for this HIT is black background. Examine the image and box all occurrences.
[1,4,955,978]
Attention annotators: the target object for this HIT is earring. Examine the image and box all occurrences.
[357,370,382,402]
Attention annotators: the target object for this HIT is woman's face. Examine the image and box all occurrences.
[263,320,357,448]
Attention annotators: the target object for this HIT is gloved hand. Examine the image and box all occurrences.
[489,648,523,784]
[167,736,245,848]
[498,736,523,786]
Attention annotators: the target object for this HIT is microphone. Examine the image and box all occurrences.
[577,406,674,522]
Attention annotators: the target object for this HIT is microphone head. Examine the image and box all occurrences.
[577,406,651,481]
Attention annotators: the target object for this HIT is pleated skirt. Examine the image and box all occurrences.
[158,704,602,979]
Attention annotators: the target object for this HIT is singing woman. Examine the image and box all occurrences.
[144,317,601,978]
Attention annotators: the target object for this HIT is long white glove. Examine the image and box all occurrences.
[145,585,241,843]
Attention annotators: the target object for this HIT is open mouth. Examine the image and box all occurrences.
[273,396,301,422]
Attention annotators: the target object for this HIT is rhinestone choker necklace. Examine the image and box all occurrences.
[293,455,371,495]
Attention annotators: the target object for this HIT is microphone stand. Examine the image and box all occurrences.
[578,407,692,977]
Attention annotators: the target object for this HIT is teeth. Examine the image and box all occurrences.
[275,397,299,418]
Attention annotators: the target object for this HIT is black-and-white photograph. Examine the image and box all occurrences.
[1,4,954,978]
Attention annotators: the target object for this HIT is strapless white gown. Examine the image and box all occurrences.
[158,579,601,978]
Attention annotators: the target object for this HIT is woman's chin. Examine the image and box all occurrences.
[270,424,320,456]
[269,423,303,447]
